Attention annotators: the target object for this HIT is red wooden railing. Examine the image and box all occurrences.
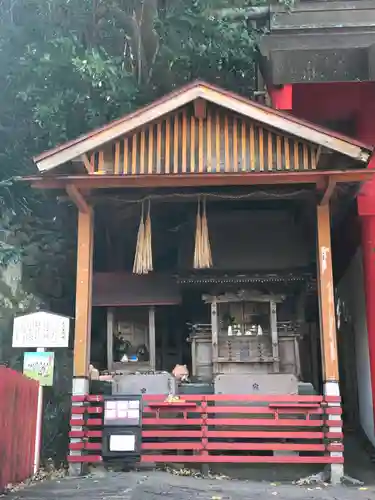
[69,393,343,465]
[0,366,39,490]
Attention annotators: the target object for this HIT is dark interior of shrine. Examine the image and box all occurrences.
[88,183,359,411]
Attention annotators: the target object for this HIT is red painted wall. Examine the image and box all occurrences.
[270,81,375,429]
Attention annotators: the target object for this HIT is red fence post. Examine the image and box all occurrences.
[200,397,209,476]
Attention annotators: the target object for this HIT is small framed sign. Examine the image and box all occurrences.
[23,351,55,386]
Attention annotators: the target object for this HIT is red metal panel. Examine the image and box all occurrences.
[69,431,85,438]
[143,394,326,402]
[86,418,103,426]
[147,402,197,409]
[206,443,325,451]
[325,407,342,415]
[326,432,343,439]
[268,403,320,409]
[71,396,86,403]
[70,418,85,426]
[327,444,344,452]
[205,418,326,426]
[142,430,203,438]
[142,443,203,450]
[143,418,203,426]
[86,430,103,438]
[203,407,324,414]
[67,455,102,463]
[71,407,86,414]
[69,442,102,451]
[86,442,102,450]
[69,442,85,450]
[0,367,39,491]
[324,396,341,403]
[69,430,103,439]
[86,395,104,402]
[323,419,343,427]
[206,430,325,439]
[87,406,103,414]
[141,455,344,464]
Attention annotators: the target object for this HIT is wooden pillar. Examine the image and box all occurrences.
[149,306,156,371]
[269,300,279,373]
[316,203,343,483]
[316,203,339,383]
[107,307,114,372]
[69,207,94,476]
[73,209,94,378]
[211,301,219,376]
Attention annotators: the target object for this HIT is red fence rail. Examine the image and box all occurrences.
[69,393,343,465]
[0,367,39,490]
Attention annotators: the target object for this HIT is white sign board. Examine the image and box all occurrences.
[12,311,70,348]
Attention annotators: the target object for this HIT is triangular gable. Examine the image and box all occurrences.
[34,81,372,172]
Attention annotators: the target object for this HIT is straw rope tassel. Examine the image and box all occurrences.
[144,200,153,273]
[201,197,212,268]
[194,199,202,269]
[194,197,212,269]
[133,202,145,274]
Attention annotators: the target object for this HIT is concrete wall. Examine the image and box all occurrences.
[338,249,375,444]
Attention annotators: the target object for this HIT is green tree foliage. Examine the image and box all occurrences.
[0,0,281,461]
[0,0,263,155]
[0,0,267,315]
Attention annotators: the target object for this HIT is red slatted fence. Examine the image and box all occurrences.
[0,367,39,491]
[69,394,343,465]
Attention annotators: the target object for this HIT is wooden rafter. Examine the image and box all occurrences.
[80,154,93,173]
[66,184,91,213]
[87,109,318,176]
[319,178,337,206]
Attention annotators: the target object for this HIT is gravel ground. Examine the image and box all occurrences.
[5,469,375,500]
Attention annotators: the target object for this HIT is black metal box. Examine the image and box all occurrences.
[102,395,142,461]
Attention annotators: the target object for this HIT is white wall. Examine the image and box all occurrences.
[338,249,375,445]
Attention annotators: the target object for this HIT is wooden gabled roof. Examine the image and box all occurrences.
[34,81,373,173]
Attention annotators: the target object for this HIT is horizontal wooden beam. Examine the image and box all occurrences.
[27,169,374,190]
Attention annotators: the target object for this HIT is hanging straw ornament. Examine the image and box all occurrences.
[194,197,212,269]
[133,201,153,275]
[201,197,212,268]
[133,202,145,274]
[144,200,153,273]
[194,198,202,269]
